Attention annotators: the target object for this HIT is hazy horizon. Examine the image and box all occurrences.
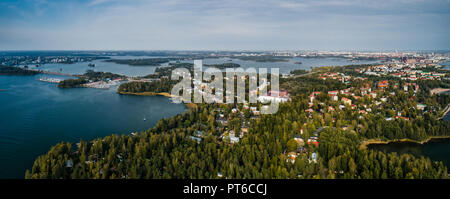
[1,0,449,51]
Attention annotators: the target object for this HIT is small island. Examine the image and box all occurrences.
[104,58,180,66]
[233,55,290,62]
[0,66,41,75]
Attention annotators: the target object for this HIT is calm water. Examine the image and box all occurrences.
[0,74,186,178]
[24,56,159,77]
[368,139,450,170]
[180,57,379,74]
[23,56,379,76]
[442,61,450,70]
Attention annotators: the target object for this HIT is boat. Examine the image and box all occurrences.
[143,117,147,121]
[88,63,95,67]
[294,62,302,64]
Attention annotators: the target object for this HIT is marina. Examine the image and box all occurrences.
[82,79,124,89]
[0,74,187,178]
[38,77,62,83]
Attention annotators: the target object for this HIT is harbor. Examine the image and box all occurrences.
[38,77,62,83]
[82,79,124,89]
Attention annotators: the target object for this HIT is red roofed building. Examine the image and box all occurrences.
[341,97,352,105]
[307,139,319,147]
[378,80,389,89]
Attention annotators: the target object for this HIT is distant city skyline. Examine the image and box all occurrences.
[1,0,449,51]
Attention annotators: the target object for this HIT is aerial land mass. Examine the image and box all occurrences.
[26,59,450,179]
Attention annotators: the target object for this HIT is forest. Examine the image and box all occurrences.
[0,65,41,75]
[117,78,176,94]
[26,66,450,179]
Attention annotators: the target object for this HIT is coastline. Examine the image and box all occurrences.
[360,135,450,150]
[118,91,197,109]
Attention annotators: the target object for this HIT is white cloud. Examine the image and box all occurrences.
[0,0,449,50]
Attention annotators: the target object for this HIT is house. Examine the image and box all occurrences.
[287,152,297,164]
[331,95,338,101]
[258,90,290,103]
[360,86,371,95]
[341,97,352,105]
[417,104,427,110]
[229,130,235,137]
[328,106,335,111]
[196,130,204,137]
[294,136,305,146]
[309,94,315,103]
[66,160,73,168]
[216,118,228,125]
[309,152,318,163]
[230,136,240,143]
[328,90,339,101]
[190,136,202,143]
[307,139,319,147]
[240,128,248,138]
[269,90,289,98]
[395,116,409,120]
[328,90,339,96]
[378,80,389,89]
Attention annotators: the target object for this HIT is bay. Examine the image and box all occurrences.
[0,74,186,178]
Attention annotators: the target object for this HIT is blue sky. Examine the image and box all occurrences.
[0,0,449,50]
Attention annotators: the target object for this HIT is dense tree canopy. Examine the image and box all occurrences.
[26,64,450,179]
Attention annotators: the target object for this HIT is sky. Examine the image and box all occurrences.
[0,0,449,51]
